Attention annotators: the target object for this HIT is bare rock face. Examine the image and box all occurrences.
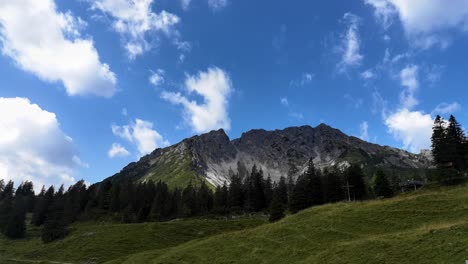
[107,124,432,187]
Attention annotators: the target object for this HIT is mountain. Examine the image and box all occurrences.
[107,124,432,188]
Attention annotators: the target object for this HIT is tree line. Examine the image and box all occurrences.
[0,159,397,242]
[431,114,468,184]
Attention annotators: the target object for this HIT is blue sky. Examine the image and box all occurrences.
[1,0,468,188]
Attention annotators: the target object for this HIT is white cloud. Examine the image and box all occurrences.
[0,0,117,97]
[122,108,128,116]
[338,13,363,72]
[280,97,289,106]
[162,67,233,133]
[360,69,375,80]
[364,0,397,29]
[181,0,192,10]
[432,102,461,115]
[0,97,83,189]
[112,119,170,156]
[385,108,433,153]
[359,121,369,141]
[208,0,229,11]
[399,65,419,109]
[108,143,130,158]
[149,69,165,87]
[91,0,180,58]
[365,0,468,49]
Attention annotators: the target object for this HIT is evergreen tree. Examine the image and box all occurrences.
[269,188,285,222]
[150,181,169,221]
[323,168,344,203]
[4,197,26,239]
[0,182,14,233]
[446,115,466,171]
[431,115,447,167]
[346,165,367,200]
[182,185,197,217]
[289,175,308,214]
[304,159,323,206]
[276,176,289,206]
[41,194,67,243]
[373,169,393,198]
[197,182,213,215]
[31,186,55,226]
[228,173,244,211]
[264,176,273,208]
[213,183,228,214]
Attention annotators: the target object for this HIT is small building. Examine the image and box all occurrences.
[399,180,425,192]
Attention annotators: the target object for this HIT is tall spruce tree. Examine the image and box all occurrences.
[304,159,323,206]
[446,115,466,171]
[346,165,367,200]
[431,115,446,167]
[269,188,285,222]
[373,169,393,198]
[4,197,26,239]
[276,176,289,206]
[323,168,344,203]
[31,186,55,226]
[289,175,308,214]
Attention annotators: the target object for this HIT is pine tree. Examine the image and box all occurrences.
[276,176,289,206]
[431,115,446,167]
[346,165,367,200]
[447,115,465,171]
[289,175,308,214]
[269,188,285,222]
[264,176,273,208]
[31,186,55,226]
[228,173,244,211]
[213,183,228,214]
[304,159,323,206]
[41,195,68,243]
[4,197,26,239]
[323,168,344,203]
[197,182,213,215]
[0,182,14,233]
[373,169,393,198]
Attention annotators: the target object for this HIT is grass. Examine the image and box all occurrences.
[3,184,468,263]
[140,152,211,189]
[0,216,266,264]
[115,184,468,264]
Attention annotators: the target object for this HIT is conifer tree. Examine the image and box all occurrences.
[269,188,285,222]
[446,115,465,171]
[228,173,244,211]
[373,169,393,198]
[41,194,67,243]
[4,197,26,239]
[304,159,323,206]
[31,186,55,226]
[323,168,344,203]
[346,165,367,200]
[276,176,289,206]
[289,175,308,214]
[431,115,446,167]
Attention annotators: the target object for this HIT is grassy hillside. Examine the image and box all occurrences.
[3,184,468,264]
[0,217,266,264]
[114,184,468,264]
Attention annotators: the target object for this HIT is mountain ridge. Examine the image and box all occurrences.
[106,123,432,188]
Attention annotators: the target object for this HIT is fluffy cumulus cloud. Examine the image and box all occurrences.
[112,119,170,156]
[365,0,468,49]
[162,67,233,134]
[108,143,130,158]
[91,0,181,58]
[0,97,83,189]
[337,13,363,72]
[0,0,117,97]
[432,102,461,115]
[385,109,433,153]
[208,0,229,11]
[280,97,289,107]
[399,65,419,109]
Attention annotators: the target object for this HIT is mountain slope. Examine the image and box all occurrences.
[108,184,468,264]
[107,124,431,188]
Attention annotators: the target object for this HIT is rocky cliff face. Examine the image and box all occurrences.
[107,124,431,187]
